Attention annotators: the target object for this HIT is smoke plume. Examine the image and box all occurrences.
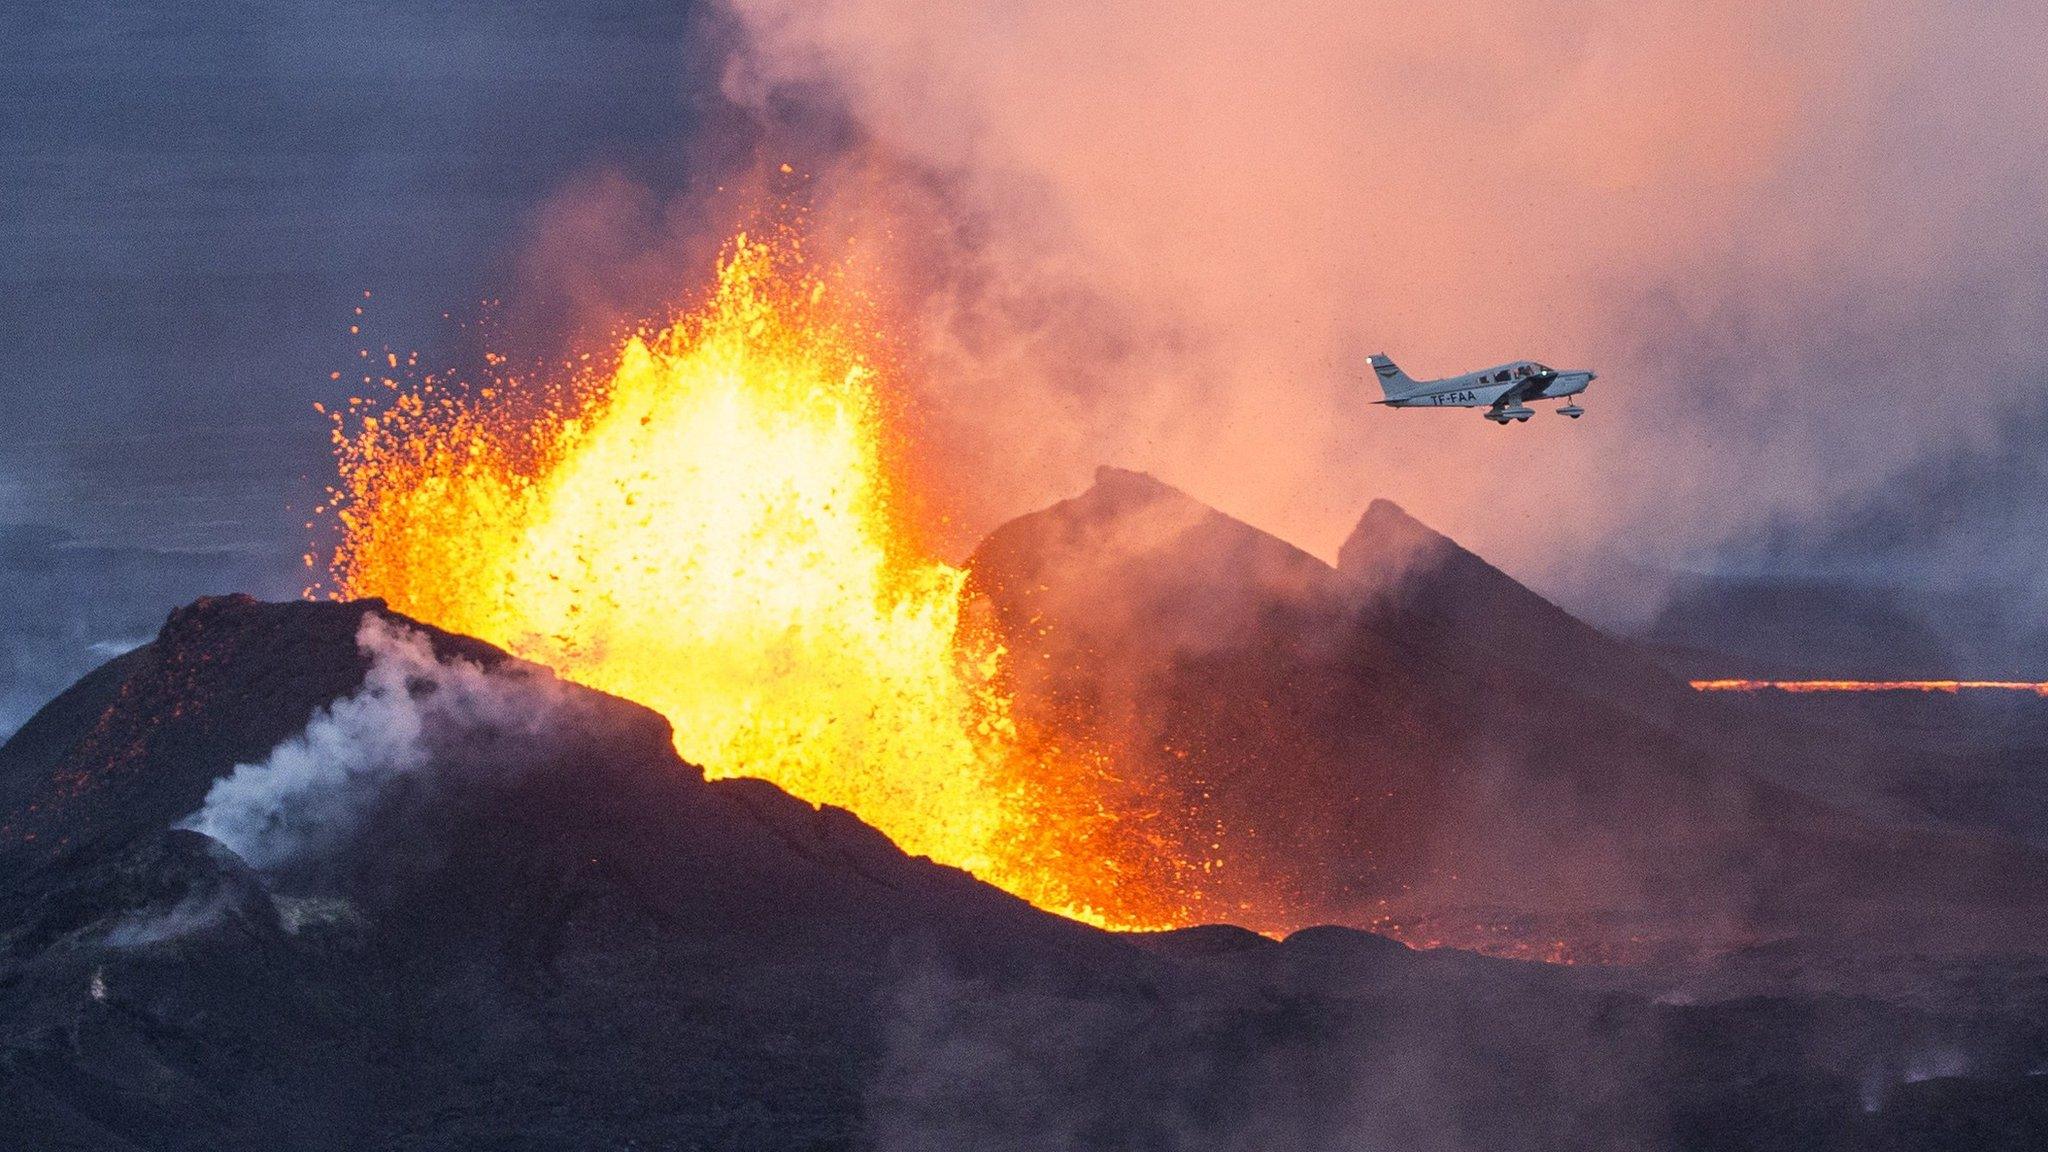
[181,615,569,872]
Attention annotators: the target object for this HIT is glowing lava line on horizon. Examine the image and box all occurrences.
[1691,679,2048,696]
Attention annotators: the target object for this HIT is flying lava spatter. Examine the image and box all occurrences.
[318,226,1199,929]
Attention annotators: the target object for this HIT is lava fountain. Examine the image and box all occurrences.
[320,228,1193,928]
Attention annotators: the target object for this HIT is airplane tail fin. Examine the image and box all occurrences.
[1368,354,1421,401]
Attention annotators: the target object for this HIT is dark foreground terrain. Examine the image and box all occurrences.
[4,595,2048,1150]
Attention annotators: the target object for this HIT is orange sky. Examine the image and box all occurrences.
[712,0,2048,599]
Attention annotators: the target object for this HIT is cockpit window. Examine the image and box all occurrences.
[1494,370,1511,383]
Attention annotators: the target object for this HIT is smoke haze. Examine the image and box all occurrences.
[718,0,2048,589]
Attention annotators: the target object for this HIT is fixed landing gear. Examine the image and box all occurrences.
[1557,403,1585,419]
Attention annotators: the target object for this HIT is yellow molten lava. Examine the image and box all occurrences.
[323,229,1190,929]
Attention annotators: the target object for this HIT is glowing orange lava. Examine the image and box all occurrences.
[1692,679,2048,696]
[319,228,1196,929]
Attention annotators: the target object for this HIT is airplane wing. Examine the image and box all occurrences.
[1485,375,1549,410]
[1484,389,1520,412]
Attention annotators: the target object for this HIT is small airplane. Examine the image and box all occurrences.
[1369,354,1597,424]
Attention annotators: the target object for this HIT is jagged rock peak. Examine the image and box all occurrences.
[1336,498,1462,590]
[1085,466,1202,511]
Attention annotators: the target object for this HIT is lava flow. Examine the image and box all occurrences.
[319,228,1195,929]
[1692,679,2048,696]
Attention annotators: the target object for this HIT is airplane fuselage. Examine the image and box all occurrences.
[1388,370,1593,407]
[1371,355,1596,422]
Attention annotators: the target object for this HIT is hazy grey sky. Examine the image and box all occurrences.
[2,0,737,550]
[0,0,745,729]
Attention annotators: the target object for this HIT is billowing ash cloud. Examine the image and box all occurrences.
[181,615,569,871]
[710,0,2048,596]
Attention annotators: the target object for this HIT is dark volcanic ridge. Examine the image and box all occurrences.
[0,595,1145,1149]
[966,468,2048,953]
[5,478,2048,1148]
